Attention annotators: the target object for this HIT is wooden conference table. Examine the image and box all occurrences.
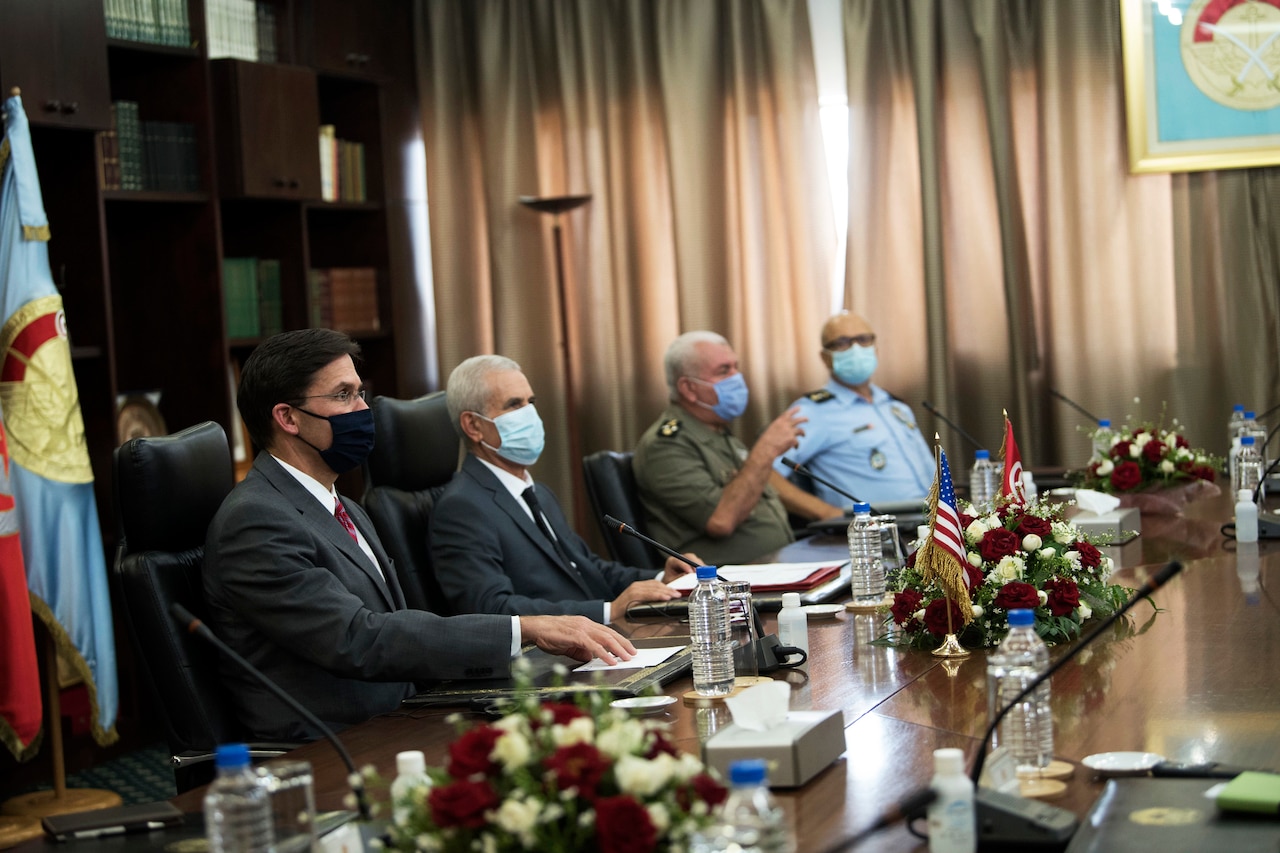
[174,493,1280,851]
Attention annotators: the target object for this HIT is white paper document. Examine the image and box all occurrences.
[667,561,844,592]
[573,644,685,672]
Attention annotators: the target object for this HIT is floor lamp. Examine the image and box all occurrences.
[518,194,592,533]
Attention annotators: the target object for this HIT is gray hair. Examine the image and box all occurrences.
[446,354,522,435]
[664,331,729,400]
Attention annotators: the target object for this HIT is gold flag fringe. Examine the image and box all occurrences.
[918,447,973,627]
[30,594,119,748]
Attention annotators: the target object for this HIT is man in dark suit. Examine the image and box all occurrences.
[204,331,634,741]
[430,355,695,623]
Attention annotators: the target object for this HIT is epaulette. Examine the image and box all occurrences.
[807,390,834,403]
[658,418,681,437]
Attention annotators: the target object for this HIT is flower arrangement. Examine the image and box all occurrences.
[883,498,1132,649]
[1075,418,1220,495]
[373,663,726,853]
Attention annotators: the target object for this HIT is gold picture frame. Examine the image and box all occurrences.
[1121,0,1280,173]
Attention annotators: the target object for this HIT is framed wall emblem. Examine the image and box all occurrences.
[1121,0,1280,172]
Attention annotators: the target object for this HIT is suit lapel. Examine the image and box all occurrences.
[256,455,399,610]
[462,457,594,597]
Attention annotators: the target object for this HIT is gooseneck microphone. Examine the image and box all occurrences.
[780,457,862,506]
[602,515,702,569]
[170,603,372,821]
[971,560,1183,786]
[920,402,985,451]
[818,787,938,852]
[1047,388,1102,425]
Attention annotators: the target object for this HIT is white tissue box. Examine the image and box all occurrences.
[1072,507,1141,544]
[701,709,845,788]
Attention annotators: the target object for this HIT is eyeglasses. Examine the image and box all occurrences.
[822,333,876,352]
[293,389,367,405]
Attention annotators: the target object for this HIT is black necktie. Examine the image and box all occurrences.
[522,486,575,570]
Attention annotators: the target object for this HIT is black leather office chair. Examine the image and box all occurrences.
[581,449,663,568]
[112,421,290,792]
[361,392,460,613]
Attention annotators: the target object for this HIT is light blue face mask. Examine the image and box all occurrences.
[689,372,749,421]
[474,404,545,466]
[831,344,877,386]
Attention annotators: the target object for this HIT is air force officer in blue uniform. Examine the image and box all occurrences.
[774,312,934,507]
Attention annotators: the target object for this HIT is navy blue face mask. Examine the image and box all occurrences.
[294,407,376,474]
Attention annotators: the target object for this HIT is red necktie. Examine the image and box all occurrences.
[334,499,359,542]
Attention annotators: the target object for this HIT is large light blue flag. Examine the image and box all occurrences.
[0,94,117,745]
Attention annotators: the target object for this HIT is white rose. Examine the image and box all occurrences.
[1096,459,1114,476]
[1077,602,1093,620]
[1064,550,1082,569]
[647,804,671,833]
[913,609,926,622]
[1176,447,1193,461]
[1160,460,1175,473]
[1099,557,1114,583]
[491,730,531,771]
[1051,521,1075,544]
[614,754,675,797]
[494,799,539,842]
[1129,442,1142,457]
[971,604,984,619]
[1038,547,1056,560]
[415,833,443,851]
[967,551,982,567]
[1022,534,1042,552]
[1134,432,1151,448]
[596,719,645,758]
[1037,590,1048,605]
[965,519,987,544]
[995,555,1024,581]
[552,716,595,747]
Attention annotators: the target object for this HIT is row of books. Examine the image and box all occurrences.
[207,0,278,63]
[223,257,283,339]
[104,0,191,47]
[318,126,368,203]
[98,102,200,192]
[309,268,380,333]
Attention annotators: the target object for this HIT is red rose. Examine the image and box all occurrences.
[964,562,985,594]
[1141,439,1166,464]
[923,598,966,637]
[541,702,589,727]
[1110,439,1132,460]
[645,730,680,760]
[993,581,1039,611]
[1174,434,1190,449]
[1015,514,1052,537]
[1043,578,1080,617]
[595,795,657,853]
[979,528,1021,562]
[891,589,924,626]
[429,778,499,829]
[1190,464,1216,482]
[905,547,918,569]
[543,742,610,800]
[1073,541,1101,569]
[446,725,502,778]
[1109,460,1142,491]
[677,773,728,813]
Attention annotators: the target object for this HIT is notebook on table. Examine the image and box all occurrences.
[403,636,692,708]
[625,563,852,618]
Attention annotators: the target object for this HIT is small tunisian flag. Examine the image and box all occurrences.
[1000,412,1024,507]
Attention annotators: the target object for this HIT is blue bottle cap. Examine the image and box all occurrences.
[1242,435,1256,446]
[1097,419,1111,428]
[852,501,871,514]
[695,565,718,581]
[1233,404,1245,412]
[975,449,990,460]
[1007,609,1034,627]
[728,759,768,786]
[1245,411,1256,419]
[215,743,251,769]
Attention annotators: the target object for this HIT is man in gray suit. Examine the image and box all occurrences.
[430,356,695,623]
[204,330,634,741]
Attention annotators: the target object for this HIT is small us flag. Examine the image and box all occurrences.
[932,449,969,576]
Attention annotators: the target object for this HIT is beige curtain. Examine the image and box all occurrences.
[844,0,1280,471]
[415,0,834,524]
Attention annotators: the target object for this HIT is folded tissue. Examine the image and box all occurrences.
[702,682,845,787]
[1072,489,1141,544]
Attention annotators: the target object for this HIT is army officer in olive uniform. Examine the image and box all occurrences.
[773,311,933,507]
[633,331,844,565]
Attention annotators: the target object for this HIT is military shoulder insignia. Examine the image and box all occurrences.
[659,418,681,437]
[807,390,834,403]
[890,405,917,430]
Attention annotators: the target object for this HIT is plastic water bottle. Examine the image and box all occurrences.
[927,748,976,853]
[1020,471,1038,504]
[205,743,275,853]
[1231,435,1263,500]
[1092,419,1114,462]
[689,565,734,696]
[847,502,885,603]
[1235,489,1259,544]
[986,609,1053,775]
[712,759,796,853]
[390,750,430,826]
[1228,404,1245,455]
[968,450,999,514]
[775,592,809,666]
